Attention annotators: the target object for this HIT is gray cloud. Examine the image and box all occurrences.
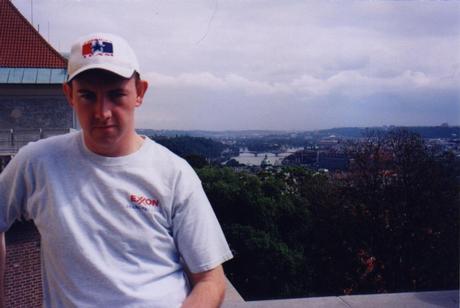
[12,0,460,130]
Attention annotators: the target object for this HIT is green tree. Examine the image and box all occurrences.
[340,128,459,293]
[152,136,225,160]
[195,129,458,299]
[197,167,314,299]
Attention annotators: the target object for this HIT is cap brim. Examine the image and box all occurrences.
[67,63,135,82]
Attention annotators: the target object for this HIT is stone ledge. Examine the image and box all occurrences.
[223,284,459,308]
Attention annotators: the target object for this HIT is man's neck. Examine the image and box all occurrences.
[83,132,145,157]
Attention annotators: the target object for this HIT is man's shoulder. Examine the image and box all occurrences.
[143,138,195,173]
[16,131,79,160]
[145,138,186,162]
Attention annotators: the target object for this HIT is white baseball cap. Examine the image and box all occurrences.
[66,32,140,82]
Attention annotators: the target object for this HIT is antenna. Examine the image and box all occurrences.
[30,0,33,25]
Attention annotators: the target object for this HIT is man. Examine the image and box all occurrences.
[0,33,233,307]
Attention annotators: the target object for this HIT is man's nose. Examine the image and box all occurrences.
[94,96,112,120]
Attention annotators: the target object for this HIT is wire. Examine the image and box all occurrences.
[196,0,219,45]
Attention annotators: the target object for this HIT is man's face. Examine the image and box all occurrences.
[63,70,148,156]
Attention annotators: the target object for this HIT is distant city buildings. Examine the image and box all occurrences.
[219,129,459,175]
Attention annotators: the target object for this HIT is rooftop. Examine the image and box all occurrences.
[0,0,66,68]
[0,67,66,84]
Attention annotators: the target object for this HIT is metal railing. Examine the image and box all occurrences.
[0,128,72,156]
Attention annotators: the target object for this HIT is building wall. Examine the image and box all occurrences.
[5,222,42,308]
[0,97,72,129]
[0,83,72,306]
[0,85,74,130]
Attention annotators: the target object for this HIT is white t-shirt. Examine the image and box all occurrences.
[0,132,233,308]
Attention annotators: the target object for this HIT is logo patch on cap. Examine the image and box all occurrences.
[82,39,114,58]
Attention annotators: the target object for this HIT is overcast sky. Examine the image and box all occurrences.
[12,0,460,131]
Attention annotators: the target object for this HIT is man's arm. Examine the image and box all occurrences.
[0,233,5,308]
[181,265,227,308]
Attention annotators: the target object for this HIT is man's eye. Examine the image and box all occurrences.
[110,92,126,101]
[111,92,126,98]
[79,93,95,100]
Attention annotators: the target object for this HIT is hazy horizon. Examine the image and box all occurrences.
[137,123,460,133]
[12,0,460,131]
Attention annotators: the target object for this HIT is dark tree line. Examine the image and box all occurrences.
[151,136,225,164]
[195,129,458,300]
[337,129,459,294]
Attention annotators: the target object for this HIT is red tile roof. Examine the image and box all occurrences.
[0,0,67,68]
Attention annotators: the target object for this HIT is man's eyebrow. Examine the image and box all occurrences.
[75,85,128,93]
[109,87,128,92]
[76,89,93,93]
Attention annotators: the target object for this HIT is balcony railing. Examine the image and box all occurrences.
[0,128,72,156]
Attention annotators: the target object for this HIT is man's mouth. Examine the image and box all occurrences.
[93,125,116,130]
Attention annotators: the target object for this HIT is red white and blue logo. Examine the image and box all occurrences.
[82,39,113,58]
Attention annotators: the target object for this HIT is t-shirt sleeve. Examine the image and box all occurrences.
[171,164,233,274]
[0,150,30,232]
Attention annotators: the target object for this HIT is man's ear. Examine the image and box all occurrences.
[135,80,149,107]
[62,82,74,107]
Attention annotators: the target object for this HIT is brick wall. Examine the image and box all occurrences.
[4,222,42,308]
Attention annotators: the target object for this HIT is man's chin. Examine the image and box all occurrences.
[86,130,119,146]
[92,126,118,133]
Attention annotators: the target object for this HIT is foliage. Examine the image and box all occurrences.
[196,128,459,300]
[225,158,243,167]
[339,128,459,293]
[197,167,314,299]
[151,136,225,159]
[183,154,208,169]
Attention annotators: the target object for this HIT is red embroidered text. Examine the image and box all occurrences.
[130,194,160,207]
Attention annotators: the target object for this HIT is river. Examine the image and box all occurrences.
[230,148,303,166]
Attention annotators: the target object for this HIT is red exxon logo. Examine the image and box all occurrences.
[130,194,159,207]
